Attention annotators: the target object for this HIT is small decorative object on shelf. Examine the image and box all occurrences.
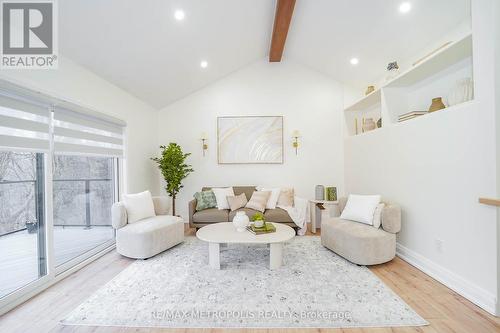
[365,85,375,95]
[325,187,337,201]
[429,97,446,112]
[386,61,400,81]
[233,211,250,232]
[362,118,377,132]
[251,212,266,228]
[448,78,474,106]
[377,118,382,128]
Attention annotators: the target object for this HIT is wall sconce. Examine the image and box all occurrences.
[292,130,301,155]
[200,132,208,156]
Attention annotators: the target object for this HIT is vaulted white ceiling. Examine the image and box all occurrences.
[59,0,470,109]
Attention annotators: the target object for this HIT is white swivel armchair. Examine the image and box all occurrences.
[111,196,184,259]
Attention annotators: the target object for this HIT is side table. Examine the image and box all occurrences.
[309,199,339,234]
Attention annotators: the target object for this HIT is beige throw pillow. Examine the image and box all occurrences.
[277,188,294,207]
[227,193,248,212]
[246,191,271,213]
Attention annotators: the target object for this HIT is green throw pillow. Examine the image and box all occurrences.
[194,190,217,211]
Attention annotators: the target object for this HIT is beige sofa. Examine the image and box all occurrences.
[188,186,296,229]
[321,197,401,265]
[112,196,184,259]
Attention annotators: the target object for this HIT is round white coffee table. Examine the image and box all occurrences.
[196,222,295,270]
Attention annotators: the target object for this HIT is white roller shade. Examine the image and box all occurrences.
[0,91,51,151]
[53,107,125,157]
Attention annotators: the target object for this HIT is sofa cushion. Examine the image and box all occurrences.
[264,208,293,223]
[246,191,271,212]
[202,186,256,201]
[277,188,294,207]
[324,218,390,239]
[321,217,396,265]
[229,208,260,221]
[227,193,248,211]
[340,194,381,225]
[122,190,156,223]
[192,208,229,223]
[193,190,217,211]
[212,187,235,210]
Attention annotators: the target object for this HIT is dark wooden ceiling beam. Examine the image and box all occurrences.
[269,0,296,62]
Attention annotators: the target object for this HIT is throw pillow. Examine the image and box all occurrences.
[212,187,235,210]
[246,191,271,213]
[227,193,248,211]
[122,190,156,223]
[340,194,381,225]
[372,203,385,229]
[257,187,281,209]
[193,190,217,211]
[277,188,294,207]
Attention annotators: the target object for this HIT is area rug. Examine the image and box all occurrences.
[62,236,427,328]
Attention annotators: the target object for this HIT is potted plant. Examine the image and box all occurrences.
[26,218,38,234]
[151,143,194,215]
[251,212,266,228]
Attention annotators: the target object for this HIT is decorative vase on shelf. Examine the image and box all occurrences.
[365,85,375,95]
[428,97,446,112]
[447,78,474,106]
[385,61,400,81]
[362,118,377,132]
[232,211,249,232]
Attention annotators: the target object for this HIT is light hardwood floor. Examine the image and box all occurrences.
[0,226,499,333]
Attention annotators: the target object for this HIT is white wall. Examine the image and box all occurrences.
[0,56,160,195]
[344,0,498,315]
[158,60,344,218]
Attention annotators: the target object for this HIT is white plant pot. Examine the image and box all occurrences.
[232,211,249,232]
[254,219,264,228]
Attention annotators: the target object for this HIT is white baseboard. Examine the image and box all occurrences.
[396,243,498,316]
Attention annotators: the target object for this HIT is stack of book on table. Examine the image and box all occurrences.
[246,222,276,235]
[398,111,427,122]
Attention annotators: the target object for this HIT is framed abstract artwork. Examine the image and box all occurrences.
[217,116,283,164]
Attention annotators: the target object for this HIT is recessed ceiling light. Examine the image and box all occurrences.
[399,2,412,13]
[174,9,185,21]
[350,58,359,65]
[200,60,208,68]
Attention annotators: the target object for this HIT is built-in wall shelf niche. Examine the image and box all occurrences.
[344,89,382,136]
[344,33,474,136]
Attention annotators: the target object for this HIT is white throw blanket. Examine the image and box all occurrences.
[278,196,309,236]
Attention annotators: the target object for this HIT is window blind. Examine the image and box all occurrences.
[0,90,51,151]
[53,107,125,157]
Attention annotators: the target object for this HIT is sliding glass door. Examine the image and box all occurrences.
[0,151,46,298]
[53,155,116,267]
[0,82,125,308]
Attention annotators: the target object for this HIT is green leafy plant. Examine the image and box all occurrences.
[251,212,266,222]
[151,143,194,215]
